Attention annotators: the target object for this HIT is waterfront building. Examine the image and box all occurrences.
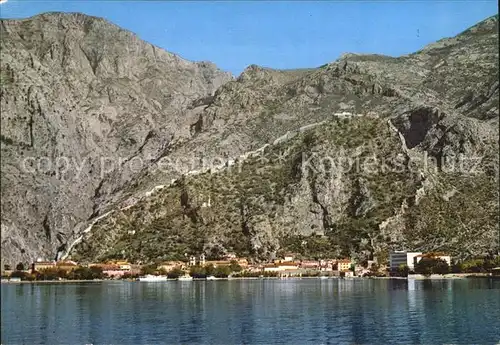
[263,262,299,272]
[188,256,197,266]
[301,260,320,270]
[158,261,185,272]
[55,260,78,272]
[337,259,352,272]
[32,260,56,272]
[389,251,422,271]
[98,264,125,278]
[199,254,206,266]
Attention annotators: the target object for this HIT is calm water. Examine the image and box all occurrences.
[1,278,499,344]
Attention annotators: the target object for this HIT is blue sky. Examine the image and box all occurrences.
[0,1,497,75]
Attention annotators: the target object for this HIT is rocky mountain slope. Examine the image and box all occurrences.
[1,13,498,266]
[0,12,232,266]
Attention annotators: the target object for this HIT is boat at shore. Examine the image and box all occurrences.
[177,274,193,281]
[206,275,219,281]
[137,275,168,282]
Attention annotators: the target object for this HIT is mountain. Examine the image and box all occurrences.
[1,13,498,266]
[0,12,232,266]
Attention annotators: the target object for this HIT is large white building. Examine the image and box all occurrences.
[389,251,422,271]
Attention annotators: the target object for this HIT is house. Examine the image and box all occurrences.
[103,260,131,271]
[337,259,352,272]
[236,258,249,268]
[263,262,299,272]
[205,260,232,268]
[32,261,56,272]
[95,264,124,278]
[199,254,206,267]
[188,256,197,266]
[90,261,135,277]
[263,264,282,273]
[158,261,184,272]
[389,251,422,271]
[278,262,299,270]
[55,260,78,272]
[301,260,320,269]
[283,253,295,262]
[319,259,334,271]
[246,264,262,273]
[414,253,451,266]
[115,261,131,271]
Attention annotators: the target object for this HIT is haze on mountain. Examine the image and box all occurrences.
[0,12,498,266]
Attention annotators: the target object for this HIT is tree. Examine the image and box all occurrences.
[369,263,379,274]
[204,264,215,276]
[140,264,157,276]
[4,264,11,271]
[167,268,184,279]
[10,270,28,279]
[89,266,104,279]
[189,265,206,278]
[415,257,449,276]
[375,250,389,266]
[229,260,242,273]
[397,264,409,277]
[433,259,450,275]
[37,268,63,281]
[214,266,231,278]
[68,267,104,280]
[15,263,25,271]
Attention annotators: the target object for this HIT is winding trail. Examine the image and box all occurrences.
[61,112,367,260]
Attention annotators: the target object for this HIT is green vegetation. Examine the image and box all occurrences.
[414,258,450,276]
[396,264,409,277]
[140,264,157,276]
[0,135,14,145]
[451,256,500,273]
[167,268,184,279]
[70,114,498,265]
[405,174,498,260]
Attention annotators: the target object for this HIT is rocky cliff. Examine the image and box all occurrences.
[0,12,232,266]
[1,13,498,266]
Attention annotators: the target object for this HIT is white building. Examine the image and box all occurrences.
[188,256,197,266]
[199,254,206,266]
[389,251,422,271]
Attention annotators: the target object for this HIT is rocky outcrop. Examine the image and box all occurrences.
[0,12,232,266]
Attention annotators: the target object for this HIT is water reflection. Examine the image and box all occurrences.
[1,279,499,344]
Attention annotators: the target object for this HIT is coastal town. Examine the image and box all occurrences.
[2,251,499,282]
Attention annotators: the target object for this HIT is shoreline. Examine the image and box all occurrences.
[1,274,495,284]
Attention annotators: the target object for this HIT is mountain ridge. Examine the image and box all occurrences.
[1,12,498,266]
